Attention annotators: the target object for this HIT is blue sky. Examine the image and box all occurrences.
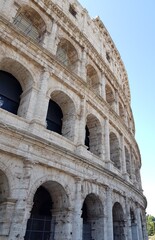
[78,0,155,216]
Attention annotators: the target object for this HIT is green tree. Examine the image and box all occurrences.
[146,215,155,236]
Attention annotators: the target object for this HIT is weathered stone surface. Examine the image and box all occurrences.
[0,0,147,239]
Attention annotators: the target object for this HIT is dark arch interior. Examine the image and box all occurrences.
[113,203,125,240]
[81,201,88,223]
[130,209,136,224]
[31,186,52,217]
[0,70,22,114]
[85,125,90,150]
[46,99,63,134]
[81,199,91,240]
[25,186,53,240]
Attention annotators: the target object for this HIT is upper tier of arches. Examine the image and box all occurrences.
[0,0,131,104]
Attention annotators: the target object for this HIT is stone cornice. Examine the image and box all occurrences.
[0,122,146,207]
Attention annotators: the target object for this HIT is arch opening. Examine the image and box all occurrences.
[46,91,76,141]
[110,132,120,169]
[113,202,125,240]
[0,70,22,115]
[119,102,125,121]
[25,181,69,240]
[81,194,103,240]
[130,209,138,240]
[13,6,46,43]
[25,186,53,240]
[56,38,78,73]
[46,100,63,135]
[105,84,115,109]
[85,114,102,157]
[86,65,100,94]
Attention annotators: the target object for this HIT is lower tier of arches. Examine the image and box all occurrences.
[0,163,147,240]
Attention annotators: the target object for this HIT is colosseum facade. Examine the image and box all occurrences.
[0,0,147,239]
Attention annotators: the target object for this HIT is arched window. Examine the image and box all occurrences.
[13,7,46,43]
[25,186,52,240]
[85,114,102,157]
[81,194,103,240]
[113,202,125,240]
[46,100,63,135]
[130,209,138,240]
[56,39,78,73]
[46,91,76,141]
[119,102,125,120]
[105,84,115,108]
[110,132,120,169]
[86,64,100,94]
[0,70,22,115]
[25,181,69,240]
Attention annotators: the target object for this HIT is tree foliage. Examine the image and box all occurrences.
[147,215,155,236]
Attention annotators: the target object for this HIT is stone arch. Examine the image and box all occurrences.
[125,146,131,178]
[56,38,79,73]
[46,90,76,141]
[86,64,100,94]
[105,83,115,109]
[130,208,138,240]
[25,180,70,240]
[85,114,102,157]
[0,57,34,91]
[0,57,34,117]
[0,161,14,197]
[81,193,104,240]
[13,5,46,43]
[113,202,125,240]
[109,132,121,169]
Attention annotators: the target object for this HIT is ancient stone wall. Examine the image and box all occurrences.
[0,0,147,239]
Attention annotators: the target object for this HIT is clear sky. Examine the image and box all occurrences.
[78,0,155,216]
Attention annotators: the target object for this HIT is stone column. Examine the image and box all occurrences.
[18,86,38,120]
[46,20,59,55]
[101,72,106,100]
[125,197,132,240]
[141,211,148,240]
[100,119,106,162]
[104,118,113,170]
[75,98,88,155]
[128,146,132,180]
[120,134,128,179]
[52,208,73,240]
[81,8,88,32]
[72,178,83,240]
[136,205,143,240]
[8,161,33,240]
[104,187,113,240]
[0,198,17,236]
[114,91,119,114]
[130,148,137,185]
[79,49,87,81]
[32,70,50,127]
